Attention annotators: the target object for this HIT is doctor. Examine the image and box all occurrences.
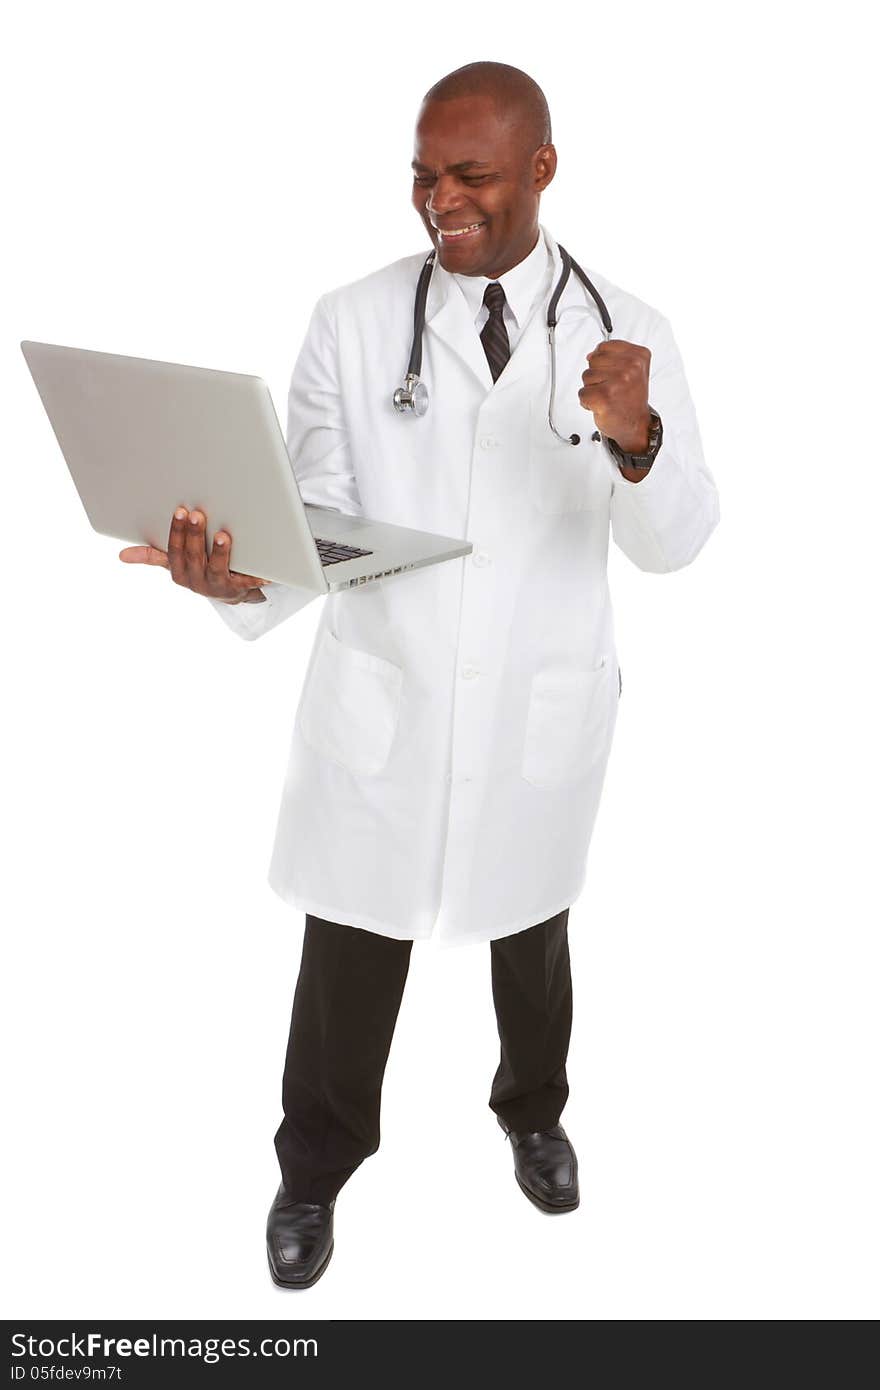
[122,61,719,1289]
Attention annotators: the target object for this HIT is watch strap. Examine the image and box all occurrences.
[603,408,663,470]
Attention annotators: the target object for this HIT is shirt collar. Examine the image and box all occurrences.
[452,225,551,329]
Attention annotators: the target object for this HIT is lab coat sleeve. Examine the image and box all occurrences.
[207,293,362,640]
[607,313,720,573]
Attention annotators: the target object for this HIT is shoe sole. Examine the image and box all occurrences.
[515,1174,580,1215]
[267,1239,334,1290]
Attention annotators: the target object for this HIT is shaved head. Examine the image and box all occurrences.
[422,61,552,154]
[411,62,557,279]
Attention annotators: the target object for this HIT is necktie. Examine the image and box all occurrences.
[480,281,511,383]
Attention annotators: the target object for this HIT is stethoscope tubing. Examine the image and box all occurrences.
[394,241,614,445]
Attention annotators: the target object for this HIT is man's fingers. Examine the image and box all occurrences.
[167,505,190,580]
[228,574,269,592]
[183,508,208,582]
[208,528,253,591]
[587,339,649,359]
[124,507,268,594]
[579,382,609,397]
[207,527,232,581]
[588,341,629,356]
[232,572,270,587]
[208,528,267,590]
[118,545,169,568]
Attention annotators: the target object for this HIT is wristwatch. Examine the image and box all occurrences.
[597,407,663,471]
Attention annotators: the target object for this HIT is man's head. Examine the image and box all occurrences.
[412,61,556,280]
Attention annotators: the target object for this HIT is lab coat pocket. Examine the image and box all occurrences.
[298,627,403,776]
[528,398,613,515]
[522,658,612,789]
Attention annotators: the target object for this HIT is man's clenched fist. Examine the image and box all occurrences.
[578,339,652,454]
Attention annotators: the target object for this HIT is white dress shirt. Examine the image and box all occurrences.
[452,225,552,353]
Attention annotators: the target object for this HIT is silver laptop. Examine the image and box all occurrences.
[20,341,472,594]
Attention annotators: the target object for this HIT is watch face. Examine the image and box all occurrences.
[641,412,662,457]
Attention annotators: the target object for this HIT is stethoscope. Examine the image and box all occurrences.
[392,243,613,446]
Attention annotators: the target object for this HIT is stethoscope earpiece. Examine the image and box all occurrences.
[392,241,613,444]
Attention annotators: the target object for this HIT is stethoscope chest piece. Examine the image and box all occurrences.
[392,372,429,416]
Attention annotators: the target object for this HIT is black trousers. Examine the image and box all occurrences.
[274,909,573,1205]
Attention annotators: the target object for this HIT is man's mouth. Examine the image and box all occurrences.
[434,221,486,242]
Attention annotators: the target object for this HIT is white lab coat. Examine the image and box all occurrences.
[210,225,719,946]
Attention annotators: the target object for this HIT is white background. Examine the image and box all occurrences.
[3,0,877,1322]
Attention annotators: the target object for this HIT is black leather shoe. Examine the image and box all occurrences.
[266,1185,334,1288]
[497,1115,580,1213]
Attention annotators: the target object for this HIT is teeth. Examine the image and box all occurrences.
[440,223,484,237]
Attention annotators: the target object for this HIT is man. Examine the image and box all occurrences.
[121,62,720,1289]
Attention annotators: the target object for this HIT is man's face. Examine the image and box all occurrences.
[411,93,556,280]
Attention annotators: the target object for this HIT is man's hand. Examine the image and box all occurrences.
[118,507,269,604]
[578,339,652,454]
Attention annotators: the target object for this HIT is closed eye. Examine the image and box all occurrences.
[412,173,495,186]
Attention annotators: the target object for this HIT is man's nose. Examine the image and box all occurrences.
[426,176,465,217]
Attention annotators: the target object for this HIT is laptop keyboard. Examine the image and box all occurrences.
[314,536,374,566]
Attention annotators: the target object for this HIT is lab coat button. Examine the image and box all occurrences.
[472,551,491,567]
[479,435,498,450]
[461,664,479,680]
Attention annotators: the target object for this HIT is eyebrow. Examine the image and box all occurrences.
[411,160,493,172]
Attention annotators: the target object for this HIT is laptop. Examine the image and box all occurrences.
[20,341,472,594]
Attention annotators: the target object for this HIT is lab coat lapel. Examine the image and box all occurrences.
[487,295,547,402]
[423,227,607,408]
[424,259,494,393]
[423,249,550,402]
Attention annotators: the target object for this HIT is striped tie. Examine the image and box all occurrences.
[480,281,511,383]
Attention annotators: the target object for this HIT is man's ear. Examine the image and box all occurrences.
[534,143,557,193]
